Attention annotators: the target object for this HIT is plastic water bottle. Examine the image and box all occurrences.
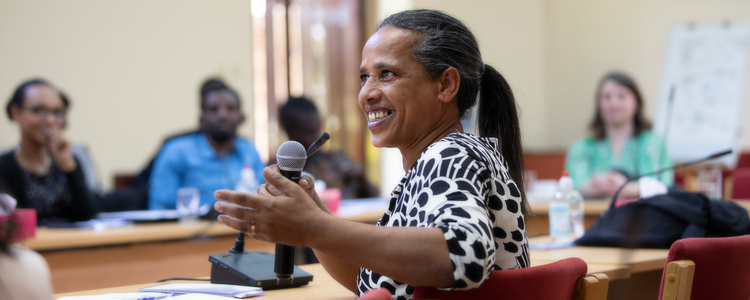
[549,172,571,244]
[550,171,584,243]
[235,165,260,193]
[564,173,585,239]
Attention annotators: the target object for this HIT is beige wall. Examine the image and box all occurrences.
[3,0,750,191]
[544,0,750,151]
[413,0,750,153]
[0,0,254,189]
[413,0,551,150]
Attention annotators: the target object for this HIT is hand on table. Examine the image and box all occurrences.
[586,172,628,198]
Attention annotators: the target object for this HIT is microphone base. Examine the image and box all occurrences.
[209,250,313,290]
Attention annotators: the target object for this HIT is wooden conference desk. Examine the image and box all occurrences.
[32,199,750,294]
[527,199,608,236]
[25,208,386,294]
[526,198,750,236]
[54,262,628,299]
[529,236,670,300]
[54,263,356,300]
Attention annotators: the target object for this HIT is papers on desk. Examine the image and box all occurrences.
[46,219,134,231]
[58,292,257,299]
[529,240,575,250]
[96,210,181,221]
[95,205,211,222]
[57,292,166,299]
[139,283,265,298]
[526,179,558,202]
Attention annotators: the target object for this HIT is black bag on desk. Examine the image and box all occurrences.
[575,191,750,249]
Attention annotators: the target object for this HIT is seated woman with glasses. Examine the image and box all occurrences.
[0,78,98,224]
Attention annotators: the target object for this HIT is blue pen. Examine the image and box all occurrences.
[137,294,175,300]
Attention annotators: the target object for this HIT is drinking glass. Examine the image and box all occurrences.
[177,187,200,224]
[697,166,723,200]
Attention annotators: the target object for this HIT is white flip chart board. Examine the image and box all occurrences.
[654,21,750,168]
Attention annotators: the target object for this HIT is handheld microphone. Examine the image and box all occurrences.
[274,141,307,279]
[609,149,733,208]
[306,132,330,157]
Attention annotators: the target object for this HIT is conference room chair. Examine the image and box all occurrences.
[659,234,750,300]
[412,257,609,300]
[731,168,750,199]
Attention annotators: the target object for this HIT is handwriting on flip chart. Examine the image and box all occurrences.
[655,21,750,167]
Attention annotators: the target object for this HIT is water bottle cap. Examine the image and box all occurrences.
[559,173,574,191]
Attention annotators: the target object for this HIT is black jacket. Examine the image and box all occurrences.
[0,151,98,223]
[575,191,750,248]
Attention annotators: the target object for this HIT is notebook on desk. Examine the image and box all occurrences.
[138,283,265,298]
[57,292,258,300]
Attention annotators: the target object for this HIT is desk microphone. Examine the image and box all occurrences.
[274,141,307,279]
[609,149,732,208]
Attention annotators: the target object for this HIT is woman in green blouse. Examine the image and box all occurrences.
[566,72,673,199]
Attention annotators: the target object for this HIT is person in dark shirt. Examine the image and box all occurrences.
[278,97,378,199]
[0,79,97,224]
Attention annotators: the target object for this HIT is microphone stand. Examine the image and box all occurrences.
[208,134,331,290]
[608,149,733,209]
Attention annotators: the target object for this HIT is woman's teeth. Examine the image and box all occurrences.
[368,111,392,122]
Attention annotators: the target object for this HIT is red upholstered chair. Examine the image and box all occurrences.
[358,288,392,300]
[413,257,608,300]
[659,234,750,300]
[731,168,750,199]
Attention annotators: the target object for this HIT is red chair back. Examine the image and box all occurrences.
[358,288,392,300]
[413,257,588,300]
[732,168,750,199]
[659,234,750,300]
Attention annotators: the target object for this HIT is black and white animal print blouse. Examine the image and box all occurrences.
[356,132,529,299]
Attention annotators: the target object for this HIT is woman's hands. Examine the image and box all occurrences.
[259,166,332,215]
[46,127,76,172]
[213,165,331,246]
[583,171,639,199]
[215,165,455,289]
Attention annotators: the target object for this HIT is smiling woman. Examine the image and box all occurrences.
[0,79,98,225]
[565,72,673,200]
[213,9,529,299]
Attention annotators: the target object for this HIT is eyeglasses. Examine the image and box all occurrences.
[20,106,67,120]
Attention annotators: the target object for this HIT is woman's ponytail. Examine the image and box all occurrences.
[479,65,528,217]
[379,10,529,217]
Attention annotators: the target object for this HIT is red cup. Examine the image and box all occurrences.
[0,209,37,243]
[318,188,342,214]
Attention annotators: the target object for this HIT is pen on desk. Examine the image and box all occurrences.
[137,294,175,300]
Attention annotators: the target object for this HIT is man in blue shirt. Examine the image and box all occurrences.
[148,80,265,211]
